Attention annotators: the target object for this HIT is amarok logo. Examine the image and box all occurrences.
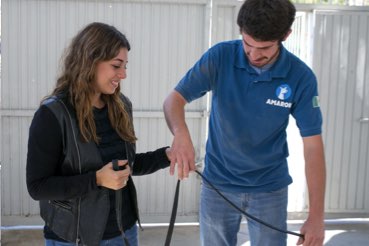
[265,84,292,108]
[266,99,292,108]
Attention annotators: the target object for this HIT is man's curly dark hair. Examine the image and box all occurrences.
[237,0,296,41]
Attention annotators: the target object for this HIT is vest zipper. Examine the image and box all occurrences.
[59,100,82,245]
[125,142,142,231]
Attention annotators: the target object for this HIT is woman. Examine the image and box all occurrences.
[26,22,171,246]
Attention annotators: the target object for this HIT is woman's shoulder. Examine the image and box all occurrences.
[119,93,132,108]
[31,103,60,132]
[41,93,69,107]
[43,93,74,109]
[39,94,76,123]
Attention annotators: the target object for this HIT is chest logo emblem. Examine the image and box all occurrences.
[265,84,293,108]
[276,84,292,100]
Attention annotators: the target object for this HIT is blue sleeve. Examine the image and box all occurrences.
[291,71,323,137]
[175,48,217,102]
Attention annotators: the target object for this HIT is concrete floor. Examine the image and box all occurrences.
[1,219,369,245]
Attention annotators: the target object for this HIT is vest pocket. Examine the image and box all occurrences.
[47,199,77,241]
[51,200,72,211]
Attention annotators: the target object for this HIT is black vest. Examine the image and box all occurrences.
[39,94,138,246]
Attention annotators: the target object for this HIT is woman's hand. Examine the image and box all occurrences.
[96,160,130,190]
[165,147,172,162]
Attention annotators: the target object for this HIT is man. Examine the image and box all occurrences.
[163,0,326,245]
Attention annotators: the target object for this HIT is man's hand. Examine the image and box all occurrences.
[170,131,196,180]
[296,217,325,245]
[96,160,130,190]
[163,90,196,180]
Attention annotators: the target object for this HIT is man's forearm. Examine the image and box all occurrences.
[303,135,326,218]
[163,90,189,136]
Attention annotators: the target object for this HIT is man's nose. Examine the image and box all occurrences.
[247,48,262,60]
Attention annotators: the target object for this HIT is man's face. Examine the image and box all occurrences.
[241,32,281,68]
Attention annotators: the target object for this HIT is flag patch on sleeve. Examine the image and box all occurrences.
[312,96,320,108]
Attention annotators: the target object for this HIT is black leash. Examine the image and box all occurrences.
[165,169,305,245]
[164,180,181,246]
[112,159,131,246]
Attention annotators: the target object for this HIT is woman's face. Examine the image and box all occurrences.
[94,48,128,95]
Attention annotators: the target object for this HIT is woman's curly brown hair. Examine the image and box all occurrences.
[50,22,137,143]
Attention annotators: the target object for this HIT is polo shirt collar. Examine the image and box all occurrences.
[271,45,290,78]
[234,41,291,80]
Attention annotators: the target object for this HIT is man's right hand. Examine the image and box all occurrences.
[170,131,196,180]
[163,90,196,180]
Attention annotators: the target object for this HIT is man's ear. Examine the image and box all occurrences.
[282,29,292,41]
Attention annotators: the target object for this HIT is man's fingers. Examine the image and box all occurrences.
[170,158,176,176]
[177,160,184,180]
[298,234,324,246]
[190,160,197,171]
[296,236,304,245]
[183,160,189,178]
[174,156,195,180]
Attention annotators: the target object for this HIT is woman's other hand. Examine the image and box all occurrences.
[96,160,130,190]
[165,147,172,162]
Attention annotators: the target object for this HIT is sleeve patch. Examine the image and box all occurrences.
[312,96,320,108]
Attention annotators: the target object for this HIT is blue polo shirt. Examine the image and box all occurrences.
[175,40,322,192]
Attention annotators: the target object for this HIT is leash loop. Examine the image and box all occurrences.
[165,168,305,245]
[195,170,305,240]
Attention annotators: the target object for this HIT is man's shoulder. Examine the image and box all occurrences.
[283,47,313,73]
[208,40,242,60]
[211,39,241,51]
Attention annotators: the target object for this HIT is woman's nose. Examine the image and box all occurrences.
[117,68,127,79]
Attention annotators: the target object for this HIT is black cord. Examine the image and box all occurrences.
[165,180,181,246]
[112,159,131,246]
[195,170,305,240]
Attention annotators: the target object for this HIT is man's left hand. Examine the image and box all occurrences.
[296,217,325,246]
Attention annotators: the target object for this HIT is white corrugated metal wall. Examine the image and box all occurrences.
[0,0,210,225]
[313,10,369,213]
[1,0,369,226]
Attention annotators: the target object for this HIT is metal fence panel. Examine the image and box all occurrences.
[1,0,210,224]
[313,10,369,213]
[2,0,369,226]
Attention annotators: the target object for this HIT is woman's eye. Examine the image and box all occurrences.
[112,64,127,69]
